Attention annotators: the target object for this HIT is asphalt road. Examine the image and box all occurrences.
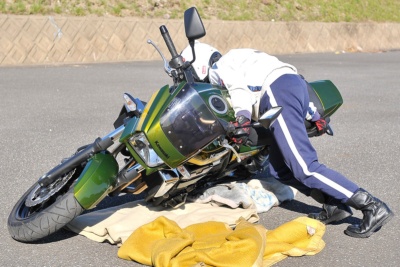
[1,51,399,267]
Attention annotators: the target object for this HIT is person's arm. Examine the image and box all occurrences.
[216,64,255,120]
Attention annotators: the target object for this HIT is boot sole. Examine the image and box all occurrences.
[344,211,394,238]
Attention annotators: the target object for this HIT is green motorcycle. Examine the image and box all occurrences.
[8,7,343,242]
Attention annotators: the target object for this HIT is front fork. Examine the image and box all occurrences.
[35,124,142,210]
[38,125,126,188]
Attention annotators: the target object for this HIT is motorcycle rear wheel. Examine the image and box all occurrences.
[8,170,84,242]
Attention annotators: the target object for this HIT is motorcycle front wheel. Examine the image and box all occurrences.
[8,168,84,242]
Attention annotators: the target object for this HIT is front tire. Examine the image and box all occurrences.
[8,181,84,243]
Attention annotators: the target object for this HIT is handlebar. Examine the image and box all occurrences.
[148,24,192,84]
[159,25,186,77]
[160,25,179,59]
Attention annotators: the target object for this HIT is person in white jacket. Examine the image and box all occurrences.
[181,42,393,238]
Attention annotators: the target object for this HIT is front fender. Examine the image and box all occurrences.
[73,151,119,209]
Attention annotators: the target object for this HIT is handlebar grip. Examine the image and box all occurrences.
[160,25,178,58]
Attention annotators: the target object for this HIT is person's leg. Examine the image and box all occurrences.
[307,188,353,224]
[260,74,393,237]
[261,74,359,202]
[267,137,312,196]
[268,135,353,224]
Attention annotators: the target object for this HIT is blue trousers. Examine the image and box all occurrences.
[259,74,359,203]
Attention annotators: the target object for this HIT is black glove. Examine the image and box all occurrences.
[231,115,251,144]
[315,118,328,136]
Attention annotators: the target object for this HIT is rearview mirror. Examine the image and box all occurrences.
[184,7,206,41]
[258,106,283,129]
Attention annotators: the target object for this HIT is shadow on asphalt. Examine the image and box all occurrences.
[280,199,361,225]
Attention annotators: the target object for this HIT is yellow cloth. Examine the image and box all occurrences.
[118,216,325,267]
[263,217,326,266]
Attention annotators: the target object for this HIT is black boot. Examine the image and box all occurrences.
[247,148,269,174]
[344,188,394,238]
[309,203,353,225]
[308,189,353,224]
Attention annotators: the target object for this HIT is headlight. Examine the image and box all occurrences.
[129,133,164,167]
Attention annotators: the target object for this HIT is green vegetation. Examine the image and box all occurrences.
[0,0,399,22]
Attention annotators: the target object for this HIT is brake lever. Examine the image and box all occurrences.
[147,39,173,77]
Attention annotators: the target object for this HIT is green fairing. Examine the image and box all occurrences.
[119,115,139,142]
[73,152,119,209]
[136,83,187,168]
[138,82,237,168]
[309,80,343,117]
[194,83,236,122]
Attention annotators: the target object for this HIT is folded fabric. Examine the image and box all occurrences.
[118,216,326,267]
[248,177,298,204]
[193,183,256,209]
[236,180,279,213]
[66,200,259,245]
[192,177,297,213]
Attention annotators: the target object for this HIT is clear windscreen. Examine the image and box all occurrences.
[160,86,225,157]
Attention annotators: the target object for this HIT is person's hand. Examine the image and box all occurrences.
[231,115,251,144]
[315,118,328,136]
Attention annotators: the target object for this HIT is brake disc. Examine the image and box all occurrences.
[25,169,76,207]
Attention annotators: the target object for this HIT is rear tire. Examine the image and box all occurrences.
[8,182,84,242]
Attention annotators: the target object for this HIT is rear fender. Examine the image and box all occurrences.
[73,151,119,209]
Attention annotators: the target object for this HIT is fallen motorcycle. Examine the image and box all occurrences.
[8,7,343,242]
